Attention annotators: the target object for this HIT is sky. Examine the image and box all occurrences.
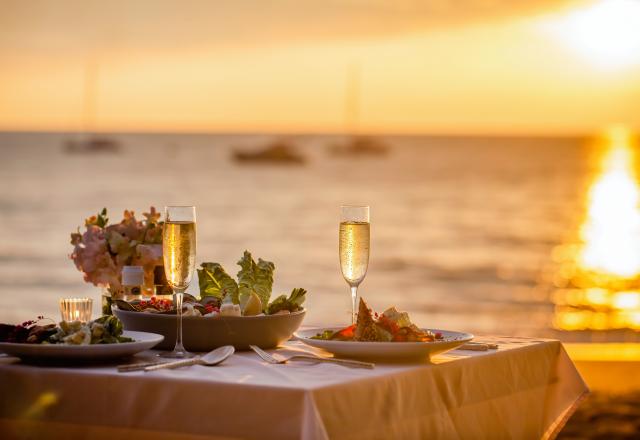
[1,0,640,135]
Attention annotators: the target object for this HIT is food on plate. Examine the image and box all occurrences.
[114,250,308,318]
[219,297,242,316]
[181,303,202,317]
[137,297,174,312]
[241,291,263,316]
[266,288,307,315]
[198,250,308,316]
[311,298,443,342]
[0,315,133,345]
[198,251,275,309]
[354,298,379,341]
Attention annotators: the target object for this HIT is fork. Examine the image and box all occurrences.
[249,345,374,369]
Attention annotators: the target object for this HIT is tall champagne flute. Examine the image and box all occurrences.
[339,206,370,324]
[162,206,196,358]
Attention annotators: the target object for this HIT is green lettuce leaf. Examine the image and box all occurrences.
[198,263,239,302]
[266,288,307,315]
[237,251,275,311]
[93,315,124,336]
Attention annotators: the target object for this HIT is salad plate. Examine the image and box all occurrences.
[295,298,472,360]
[0,330,164,361]
[114,251,309,350]
[295,328,473,361]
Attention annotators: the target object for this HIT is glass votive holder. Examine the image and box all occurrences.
[59,298,93,322]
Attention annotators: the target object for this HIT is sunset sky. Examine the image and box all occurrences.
[1,0,639,135]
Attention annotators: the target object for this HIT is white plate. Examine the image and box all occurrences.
[295,328,473,360]
[0,331,164,361]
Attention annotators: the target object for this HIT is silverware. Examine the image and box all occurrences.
[118,360,168,372]
[144,346,235,372]
[249,345,374,369]
[458,342,499,351]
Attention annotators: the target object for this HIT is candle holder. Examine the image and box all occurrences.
[59,298,93,322]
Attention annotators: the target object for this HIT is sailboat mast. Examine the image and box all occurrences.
[82,61,98,134]
[345,61,361,136]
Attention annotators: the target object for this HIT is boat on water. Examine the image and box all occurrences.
[232,140,306,165]
[62,62,121,155]
[64,136,121,154]
[329,136,389,157]
[329,63,390,158]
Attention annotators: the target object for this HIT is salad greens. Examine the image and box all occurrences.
[267,288,307,315]
[47,315,133,345]
[91,315,132,343]
[198,251,307,314]
[237,251,275,310]
[198,262,239,302]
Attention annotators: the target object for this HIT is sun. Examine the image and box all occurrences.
[541,0,640,69]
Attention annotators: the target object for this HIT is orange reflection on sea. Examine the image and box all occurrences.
[552,126,640,332]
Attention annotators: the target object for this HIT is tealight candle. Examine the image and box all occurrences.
[59,298,93,322]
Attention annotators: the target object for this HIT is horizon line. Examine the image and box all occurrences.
[0,128,600,139]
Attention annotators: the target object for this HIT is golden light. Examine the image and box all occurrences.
[612,291,640,309]
[23,392,59,419]
[543,0,640,69]
[579,126,640,277]
[551,125,640,332]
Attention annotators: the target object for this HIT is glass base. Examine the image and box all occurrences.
[158,349,194,359]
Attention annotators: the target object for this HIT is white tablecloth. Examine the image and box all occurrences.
[0,336,587,440]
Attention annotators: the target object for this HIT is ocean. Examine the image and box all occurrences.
[1,131,635,341]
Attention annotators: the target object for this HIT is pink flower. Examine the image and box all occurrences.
[70,207,163,290]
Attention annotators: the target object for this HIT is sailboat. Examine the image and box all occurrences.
[232,138,306,165]
[64,62,121,154]
[328,63,389,157]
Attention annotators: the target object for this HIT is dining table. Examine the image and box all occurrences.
[0,335,588,440]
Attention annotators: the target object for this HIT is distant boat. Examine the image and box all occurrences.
[64,137,121,154]
[62,61,120,154]
[329,136,389,157]
[328,62,390,158]
[233,140,306,165]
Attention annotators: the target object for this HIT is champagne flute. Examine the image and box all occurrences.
[162,206,196,358]
[339,205,370,324]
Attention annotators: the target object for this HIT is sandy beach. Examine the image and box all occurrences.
[560,391,640,439]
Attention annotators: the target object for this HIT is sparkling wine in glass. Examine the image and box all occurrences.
[162,206,196,358]
[339,205,370,324]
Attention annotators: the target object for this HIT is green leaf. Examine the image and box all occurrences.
[236,251,275,311]
[96,208,108,228]
[289,287,307,307]
[266,288,307,315]
[310,330,334,340]
[198,263,239,302]
[94,314,124,336]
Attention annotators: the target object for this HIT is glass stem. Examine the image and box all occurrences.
[174,290,186,354]
[351,285,358,324]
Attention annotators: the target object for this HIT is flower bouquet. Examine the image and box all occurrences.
[70,207,164,313]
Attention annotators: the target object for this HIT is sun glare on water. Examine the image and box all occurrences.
[552,126,640,332]
[580,127,640,277]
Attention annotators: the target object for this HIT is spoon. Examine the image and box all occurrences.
[144,346,235,372]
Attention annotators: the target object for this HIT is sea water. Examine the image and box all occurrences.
[2,132,628,340]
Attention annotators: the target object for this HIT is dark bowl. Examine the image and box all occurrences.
[113,308,306,351]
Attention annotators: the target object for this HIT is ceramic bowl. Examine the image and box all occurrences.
[113,308,305,351]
